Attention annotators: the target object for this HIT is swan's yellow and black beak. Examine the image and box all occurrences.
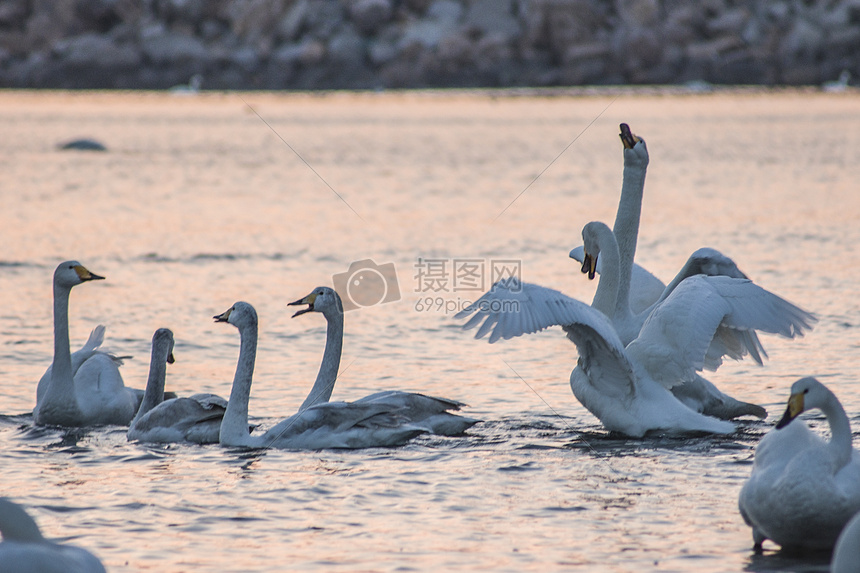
[213,307,233,323]
[775,392,805,429]
[288,292,317,318]
[75,265,104,282]
[619,123,641,149]
[582,253,597,280]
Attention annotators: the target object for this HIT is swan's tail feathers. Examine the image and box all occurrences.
[81,325,106,353]
[352,391,480,435]
[671,375,767,420]
[415,413,479,435]
[103,353,132,366]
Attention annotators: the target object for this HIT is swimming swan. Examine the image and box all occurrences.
[33,261,140,427]
[0,497,106,573]
[288,286,478,435]
[127,328,227,444]
[739,377,860,551]
[215,301,452,450]
[456,226,816,437]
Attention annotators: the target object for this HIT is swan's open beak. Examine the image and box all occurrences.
[582,253,597,280]
[288,292,317,318]
[619,123,641,149]
[213,307,232,323]
[75,265,104,282]
[775,392,804,429]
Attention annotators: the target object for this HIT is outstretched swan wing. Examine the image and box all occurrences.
[456,278,636,399]
[628,275,816,388]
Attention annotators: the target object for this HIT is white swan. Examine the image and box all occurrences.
[0,497,106,573]
[287,286,479,435]
[214,301,467,450]
[456,224,817,437]
[570,124,768,344]
[739,377,860,551]
[127,329,227,444]
[580,222,815,419]
[833,510,860,572]
[33,261,140,427]
[569,126,815,419]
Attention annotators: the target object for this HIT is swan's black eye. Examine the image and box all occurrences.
[803,388,810,394]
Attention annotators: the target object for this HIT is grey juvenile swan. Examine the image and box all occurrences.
[127,328,227,444]
[288,286,478,435]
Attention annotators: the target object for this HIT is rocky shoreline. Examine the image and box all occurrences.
[0,0,856,90]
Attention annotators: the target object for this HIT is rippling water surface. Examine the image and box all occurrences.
[1,89,859,572]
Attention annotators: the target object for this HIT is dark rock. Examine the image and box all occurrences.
[464,0,519,40]
[54,33,141,70]
[348,0,393,35]
[58,138,107,151]
[141,29,210,65]
[277,0,308,42]
[327,24,365,65]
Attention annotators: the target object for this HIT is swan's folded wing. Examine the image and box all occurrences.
[456,279,636,398]
[188,393,228,410]
[354,391,478,435]
[628,275,817,388]
[355,390,465,411]
[569,246,666,314]
[266,401,426,449]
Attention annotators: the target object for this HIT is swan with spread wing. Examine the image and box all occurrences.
[568,125,815,418]
[457,223,815,437]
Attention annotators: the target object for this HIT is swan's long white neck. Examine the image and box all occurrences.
[0,499,44,542]
[298,310,343,411]
[589,224,621,318]
[131,343,169,425]
[612,144,648,320]
[220,320,258,445]
[35,283,81,422]
[820,390,854,473]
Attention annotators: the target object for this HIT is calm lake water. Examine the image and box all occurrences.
[1,89,859,572]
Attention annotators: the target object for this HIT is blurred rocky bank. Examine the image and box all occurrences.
[0,0,856,90]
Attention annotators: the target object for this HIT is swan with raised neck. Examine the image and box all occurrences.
[33,261,137,427]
